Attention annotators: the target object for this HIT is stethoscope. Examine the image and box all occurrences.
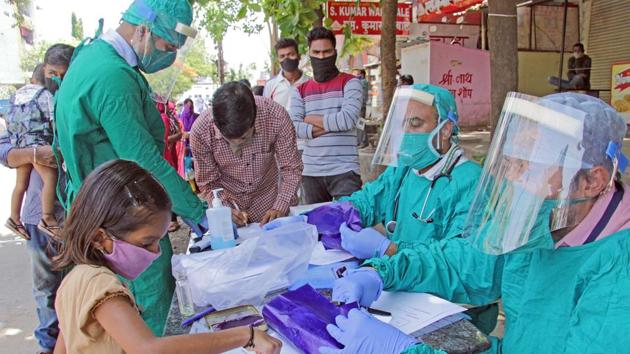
[385,154,462,235]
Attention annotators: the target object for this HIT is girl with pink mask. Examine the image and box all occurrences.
[52,160,281,354]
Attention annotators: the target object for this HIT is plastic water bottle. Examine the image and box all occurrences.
[207,188,236,250]
[174,270,195,317]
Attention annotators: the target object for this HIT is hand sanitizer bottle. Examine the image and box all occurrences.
[174,270,195,317]
[207,188,236,250]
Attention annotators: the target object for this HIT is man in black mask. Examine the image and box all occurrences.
[289,27,364,204]
[263,38,309,111]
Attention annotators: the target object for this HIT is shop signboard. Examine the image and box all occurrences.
[416,0,484,23]
[612,61,630,124]
[327,1,413,36]
[401,41,491,126]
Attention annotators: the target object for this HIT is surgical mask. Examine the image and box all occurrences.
[475,181,554,254]
[280,58,300,72]
[102,236,161,280]
[397,120,447,169]
[137,36,177,74]
[509,198,556,253]
[573,52,584,59]
[44,77,60,94]
[310,53,339,83]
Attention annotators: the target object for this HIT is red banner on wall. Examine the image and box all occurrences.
[416,0,484,23]
[326,1,414,36]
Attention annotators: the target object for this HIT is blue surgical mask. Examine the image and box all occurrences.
[472,181,555,254]
[397,120,447,169]
[137,36,177,74]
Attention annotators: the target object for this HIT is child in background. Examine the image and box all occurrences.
[3,63,59,239]
[52,159,281,354]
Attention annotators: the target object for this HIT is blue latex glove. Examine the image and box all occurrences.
[182,215,208,237]
[340,223,391,260]
[262,215,307,231]
[331,268,383,307]
[319,309,417,354]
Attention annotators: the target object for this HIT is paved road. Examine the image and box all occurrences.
[0,164,191,354]
[0,167,40,353]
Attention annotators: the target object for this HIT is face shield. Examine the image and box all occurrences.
[463,92,591,255]
[128,0,198,103]
[372,87,440,167]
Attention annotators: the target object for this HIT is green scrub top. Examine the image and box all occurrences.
[55,39,204,222]
[343,159,481,248]
[366,228,630,353]
[55,38,203,336]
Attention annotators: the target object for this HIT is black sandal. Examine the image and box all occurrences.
[6,218,30,240]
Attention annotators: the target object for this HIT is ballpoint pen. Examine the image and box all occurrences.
[182,305,216,327]
[231,201,248,227]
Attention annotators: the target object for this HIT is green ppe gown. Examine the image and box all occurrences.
[342,160,482,248]
[342,158,498,333]
[55,39,205,336]
[364,229,630,353]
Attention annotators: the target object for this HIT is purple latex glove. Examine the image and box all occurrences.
[331,268,383,307]
[263,285,358,354]
[340,223,391,260]
[305,202,362,250]
[319,309,417,354]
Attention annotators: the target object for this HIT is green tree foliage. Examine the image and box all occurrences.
[249,0,324,54]
[145,39,217,100]
[3,0,32,27]
[20,40,53,73]
[71,12,84,41]
[193,0,371,77]
[225,63,256,82]
[339,23,373,58]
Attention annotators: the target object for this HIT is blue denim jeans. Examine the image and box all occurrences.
[24,224,63,353]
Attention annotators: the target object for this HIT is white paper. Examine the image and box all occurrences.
[309,242,354,265]
[370,292,467,335]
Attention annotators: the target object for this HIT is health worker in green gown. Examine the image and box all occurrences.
[266,84,483,257]
[54,0,205,336]
[323,92,630,354]
[266,85,497,332]
[337,84,482,258]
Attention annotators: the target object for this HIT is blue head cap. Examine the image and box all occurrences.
[540,92,628,175]
[122,0,193,47]
[411,84,459,135]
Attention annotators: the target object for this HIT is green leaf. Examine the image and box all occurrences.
[237,6,248,19]
[250,3,262,12]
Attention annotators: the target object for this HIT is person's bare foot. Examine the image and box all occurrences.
[168,221,181,233]
[42,213,58,227]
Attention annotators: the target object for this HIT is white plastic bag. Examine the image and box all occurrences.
[172,222,317,310]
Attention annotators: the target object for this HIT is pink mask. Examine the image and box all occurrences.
[102,237,161,280]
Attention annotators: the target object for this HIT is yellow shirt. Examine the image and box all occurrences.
[55,264,137,353]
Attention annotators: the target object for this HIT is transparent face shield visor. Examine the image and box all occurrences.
[131,6,198,104]
[372,87,437,167]
[462,92,589,255]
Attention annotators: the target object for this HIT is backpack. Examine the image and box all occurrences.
[5,87,52,147]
